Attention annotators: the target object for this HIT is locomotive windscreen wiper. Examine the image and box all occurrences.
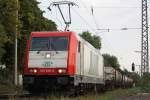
[37,48,42,54]
[51,43,59,54]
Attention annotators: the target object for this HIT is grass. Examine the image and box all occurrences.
[0,83,141,100]
[0,84,140,100]
[0,84,15,92]
[21,88,140,100]
[0,83,23,94]
[98,88,140,100]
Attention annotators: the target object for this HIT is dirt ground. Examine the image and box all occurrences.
[117,93,150,100]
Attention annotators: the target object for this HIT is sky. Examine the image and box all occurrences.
[37,0,150,73]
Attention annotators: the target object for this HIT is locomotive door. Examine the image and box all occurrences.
[76,41,84,76]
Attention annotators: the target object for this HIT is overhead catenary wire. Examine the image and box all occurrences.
[91,7,100,30]
[77,0,100,31]
[72,5,141,33]
[72,6,122,58]
[72,27,141,31]
[39,5,141,9]
[75,0,142,33]
[72,0,141,63]
[72,7,97,33]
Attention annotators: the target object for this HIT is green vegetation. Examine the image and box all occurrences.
[102,53,120,69]
[45,88,139,100]
[80,31,101,49]
[0,0,57,86]
[0,84,16,92]
[137,73,150,92]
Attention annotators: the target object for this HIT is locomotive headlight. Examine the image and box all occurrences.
[33,69,37,73]
[58,69,63,73]
[46,54,51,58]
[58,69,66,74]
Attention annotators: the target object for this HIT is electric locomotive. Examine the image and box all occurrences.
[23,31,104,93]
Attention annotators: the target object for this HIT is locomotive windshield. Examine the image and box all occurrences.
[30,37,68,51]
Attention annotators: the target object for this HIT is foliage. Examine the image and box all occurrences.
[79,31,101,49]
[102,53,120,69]
[18,0,57,72]
[19,0,57,33]
[0,0,57,84]
[123,68,129,75]
[137,73,150,92]
[0,0,17,63]
[0,68,13,86]
[124,71,140,85]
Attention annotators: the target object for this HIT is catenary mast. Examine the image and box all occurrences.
[141,0,149,75]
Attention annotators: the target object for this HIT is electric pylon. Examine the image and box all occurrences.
[141,0,149,75]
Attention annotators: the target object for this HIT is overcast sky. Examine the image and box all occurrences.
[37,0,150,72]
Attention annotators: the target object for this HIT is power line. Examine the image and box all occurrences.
[91,7,100,30]
[85,6,141,9]
[72,7,96,32]
[40,5,141,9]
[76,0,101,34]
[72,7,127,59]
[72,27,141,31]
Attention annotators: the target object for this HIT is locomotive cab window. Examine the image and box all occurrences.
[50,37,68,51]
[30,37,68,51]
[30,37,49,51]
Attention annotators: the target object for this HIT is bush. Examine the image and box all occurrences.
[137,73,150,92]
[0,68,13,86]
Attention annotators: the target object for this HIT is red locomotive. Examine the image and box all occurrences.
[23,31,104,93]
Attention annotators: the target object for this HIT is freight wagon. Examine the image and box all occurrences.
[104,66,133,89]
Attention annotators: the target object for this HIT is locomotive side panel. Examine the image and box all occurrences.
[98,53,104,83]
[67,32,77,75]
[83,44,94,76]
[76,37,104,84]
[76,42,81,75]
[74,35,104,84]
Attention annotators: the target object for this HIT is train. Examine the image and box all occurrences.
[23,31,133,94]
[104,66,133,89]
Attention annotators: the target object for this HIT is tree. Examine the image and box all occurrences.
[102,53,120,69]
[123,68,129,75]
[19,0,57,33]
[0,0,17,84]
[0,0,57,84]
[17,0,57,72]
[0,24,6,63]
[79,31,101,49]
[0,0,17,65]
[137,73,150,92]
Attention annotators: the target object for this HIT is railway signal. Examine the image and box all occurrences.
[132,62,135,72]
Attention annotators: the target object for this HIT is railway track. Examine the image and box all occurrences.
[0,91,31,100]
[0,91,63,100]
